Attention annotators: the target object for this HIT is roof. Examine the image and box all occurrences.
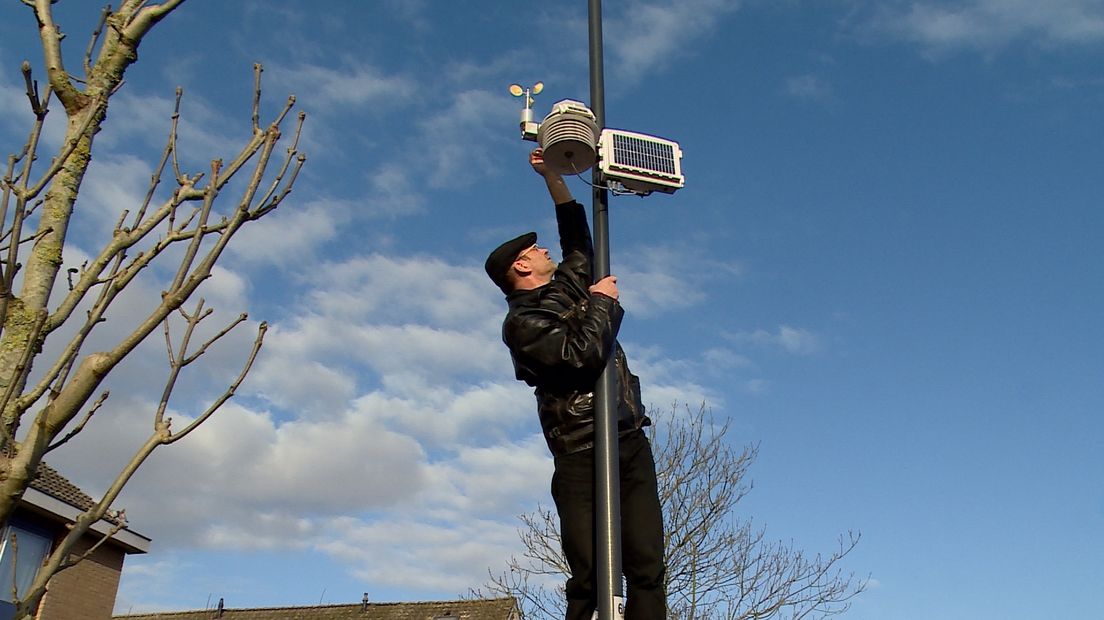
[114,597,520,620]
[18,461,151,554]
[29,462,98,511]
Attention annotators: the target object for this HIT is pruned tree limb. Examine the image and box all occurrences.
[45,390,108,453]
[167,320,266,443]
[82,5,111,79]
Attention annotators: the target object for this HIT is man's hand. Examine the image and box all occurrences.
[589,275,619,301]
[530,148,574,204]
[529,148,555,178]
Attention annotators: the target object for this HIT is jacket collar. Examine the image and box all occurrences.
[506,283,548,308]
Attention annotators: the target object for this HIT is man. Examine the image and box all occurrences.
[484,148,666,620]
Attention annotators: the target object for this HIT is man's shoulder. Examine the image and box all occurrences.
[502,299,558,351]
[504,290,547,323]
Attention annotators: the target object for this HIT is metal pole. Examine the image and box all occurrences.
[588,1,624,620]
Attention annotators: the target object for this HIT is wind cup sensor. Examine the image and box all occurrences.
[509,81,544,142]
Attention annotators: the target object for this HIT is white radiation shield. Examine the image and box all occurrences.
[537,100,599,175]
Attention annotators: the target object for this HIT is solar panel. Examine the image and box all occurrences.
[598,129,684,194]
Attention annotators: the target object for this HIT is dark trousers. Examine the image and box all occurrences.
[551,430,666,620]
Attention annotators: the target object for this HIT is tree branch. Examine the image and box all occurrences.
[55,511,128,573]
[45,391,109,452]
[31,0,85,112]
[82,5,111,78]
[167,320,265,442]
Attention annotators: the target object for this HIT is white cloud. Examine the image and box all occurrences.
[608,0,743,83]
[363,161,429,217]
[203,512,317,551]
[228,197,343,266]
[37,234,556,600]
[40,244,546,551]
[101,89,248,165]
[616,243,743,318]
[743,378,769,394]
[382,0,430,24]
[777,325,821,354]
[250,353,358,420]
[0,57,68,150]
[624,344,729,411]
[441,49,536,90]
[69,153,152,230]
[242,253,509,419]
[48,399,433,542]
[703,347,753,369]
[726,324,822,355]
[351,383,534,450]
[416,89,517,189]
[352,323,502,376]
[262,63,519,226]
[270,61,418,112]
[429,436,554,515]
[309,253,502,328]
[0,64,35,137]
[233,408,430,511]
[203,265,251,309]
[114,557,196,614]
[347,84,519,220]
[85,390,549,595]
[643,381,718,412]
[317,515,523,595]
[863,0,1104,54]
[785,74,834,100]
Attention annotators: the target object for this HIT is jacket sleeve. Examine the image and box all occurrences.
[505,292,624,388]
[555,200,594,281]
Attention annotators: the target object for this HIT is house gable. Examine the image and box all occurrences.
[21,463,150,554]
[0,462,152,620]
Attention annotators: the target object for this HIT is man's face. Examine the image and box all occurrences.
[515,243,555,277]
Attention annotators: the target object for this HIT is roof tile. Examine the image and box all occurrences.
[29,462,97,511]
[115,597,520,620]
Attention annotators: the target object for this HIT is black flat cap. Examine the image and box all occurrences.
[485,231,537,294]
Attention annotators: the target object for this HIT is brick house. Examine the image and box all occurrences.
[114,597,520,620]
[1,463,151,620]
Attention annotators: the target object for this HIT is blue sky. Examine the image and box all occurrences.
[1,1,1102,618]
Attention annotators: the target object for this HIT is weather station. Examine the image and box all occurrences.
[509,83,684,195]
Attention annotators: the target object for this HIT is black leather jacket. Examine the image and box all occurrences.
[502,200,649,456]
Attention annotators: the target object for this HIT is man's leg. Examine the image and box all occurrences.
[552,449,597,620]
[619,431,666,620]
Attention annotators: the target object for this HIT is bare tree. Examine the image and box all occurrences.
[478,404,867,620]
[0,2,305,617]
